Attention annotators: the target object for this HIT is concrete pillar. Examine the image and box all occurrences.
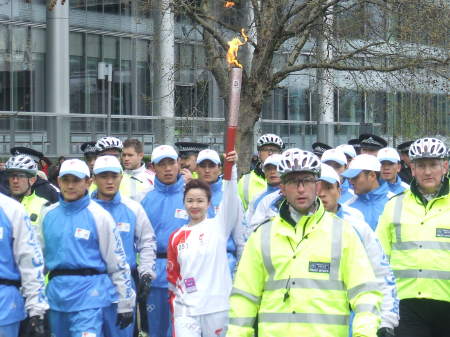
[316,3,335,146]
[46,0,70,156]
[153,0,175,145]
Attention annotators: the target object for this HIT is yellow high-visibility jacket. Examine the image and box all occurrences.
[227,200,383,337]
[21,192,49,227]
[238,169,266,210]
[376,179,450,302]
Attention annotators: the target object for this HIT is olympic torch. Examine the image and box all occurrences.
[223,30,247,180]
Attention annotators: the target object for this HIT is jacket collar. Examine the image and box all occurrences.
[154,175,185,194]
[410,176,449,205]
[91,190,122,206]
[253,162,265,179]
[210,176,223,194]
[357,180,389,201]
[125,163,146,176]
[59,192,90,213]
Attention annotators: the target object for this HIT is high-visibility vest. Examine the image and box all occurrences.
[90,173,149,201]
[238,170,266,210]
[376,185,450,302]
[21,192,48,227]
[227,201,383,337]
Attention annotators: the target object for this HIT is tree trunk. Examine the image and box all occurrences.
[235,97,262,176]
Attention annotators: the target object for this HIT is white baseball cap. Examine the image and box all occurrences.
[336,144,356,158]
[319,163,341,185]
[197,149,221,165]
[341,154,381,179]
[93,155,123,175]
[377,147,400,163]
[263,154,282,168]
[321,149,347,166]
[151,145,178,164]
[59,159,90,179]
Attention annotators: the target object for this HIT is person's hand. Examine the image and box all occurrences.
[377,327,395,337]
[180,168,193,183]
[138,273,152,302]
[116,311,133,329]
[224,151,238,165]
[29,315,45,337]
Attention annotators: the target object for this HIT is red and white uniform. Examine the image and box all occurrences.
[167,166,239,336]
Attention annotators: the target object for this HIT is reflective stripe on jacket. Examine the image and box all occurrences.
[227,200,382,337]
[238,170,266,210]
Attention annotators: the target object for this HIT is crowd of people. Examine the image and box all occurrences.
[0,132,448,337]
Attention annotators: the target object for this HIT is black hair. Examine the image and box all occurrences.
[184,179,212,202]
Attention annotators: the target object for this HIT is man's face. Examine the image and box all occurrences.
[380,161,400,183]
[8,172,36,197]
[360,148,379,156]
[154,158,179,185]
[411,158,448,194]
[58,175,90,201]
[280,172,317,214]
[85,154,97,172]
[258,145,282,163]
[323,160,346,175]
[122,147,143,170]
[317,181,340,213]
[179,154,197,172]
[349,171,375,195]
[98,149,121,159]
[400,152,411,166]
[94,172,122,199]
[263,165,281,186]
[197,160,221,184]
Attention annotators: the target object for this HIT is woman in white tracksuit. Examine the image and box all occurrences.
[167,152,239,337]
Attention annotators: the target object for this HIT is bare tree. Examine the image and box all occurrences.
[166,0,449,170]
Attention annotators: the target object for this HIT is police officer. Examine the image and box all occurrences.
[376,137,450,337]
[358,134,387,156]
[5,155,49,228]
[91,155,156,337]
[174,141,208,179]
[238,134,284,210]
[311,142,332,158]
[9,147,59,203]
[40,159,135,335]
[80,141,98,172]
[396,140,414,184]
[227,149,383,337]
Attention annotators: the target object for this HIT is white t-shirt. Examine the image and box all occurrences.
[167,167,239,317]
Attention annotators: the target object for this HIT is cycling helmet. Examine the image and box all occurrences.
[409,138,447,160]
[277,148,321,176]
[5,155,38,176]
[257,133,284,150]
[95,136,123,153]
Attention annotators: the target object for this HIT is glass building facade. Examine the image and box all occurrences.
[0,1,448,157]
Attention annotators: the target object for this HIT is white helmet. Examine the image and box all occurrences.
[5,154,38,176]
[409,138,447,160]
[96,136,123,153]
[257,133,284,150]
[277,148,321,176]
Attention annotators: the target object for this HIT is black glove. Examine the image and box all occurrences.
[29,315,45,337]
[377,327,395,337]
[138,273,152,302]
[116,311,133,329]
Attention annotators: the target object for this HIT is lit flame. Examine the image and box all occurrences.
[226,29,248,68]
[224,1,235,8]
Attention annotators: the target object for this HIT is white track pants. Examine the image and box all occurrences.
[173,311,228,337]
